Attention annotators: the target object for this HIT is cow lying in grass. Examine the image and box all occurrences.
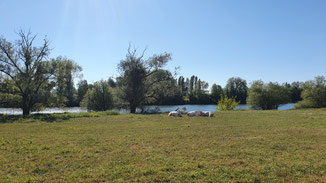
[187,111,202,117]
[200,111,214,117]
[168,111,182,117]
[186,111,214,117]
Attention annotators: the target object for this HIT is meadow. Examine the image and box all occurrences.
[0,109,326,182]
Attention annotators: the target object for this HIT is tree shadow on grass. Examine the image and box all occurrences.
[0,114,72,123]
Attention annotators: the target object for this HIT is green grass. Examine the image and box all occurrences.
[0,109,326,182]
[0,110,120,123]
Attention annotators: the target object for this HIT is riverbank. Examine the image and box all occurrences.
[0,103,296,115]
[1,109,326,182]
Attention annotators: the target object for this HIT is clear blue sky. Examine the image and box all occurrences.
[1,0,325,87]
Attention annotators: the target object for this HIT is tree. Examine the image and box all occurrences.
[81,80,114,111]
[54,56,82,107]
[185,78,190,94]
[210,84,223,104]
[247,81,291,110]
[189,75,195,92]
[146,73,184,105]
[76,80,89,106]
[116,47,172,113]
[295,76,326,109]
[108,77,116,88]
[0,30,58,115]
[290,82,303,103]
[225,77,248,104]
[177,76,186,95]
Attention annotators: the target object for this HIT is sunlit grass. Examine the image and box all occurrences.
[0,109,326,182]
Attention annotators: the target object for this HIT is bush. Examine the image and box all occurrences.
[294,100,315,109]
[294,76,326,109]
[247,81,291,110]
[217,95,239,111]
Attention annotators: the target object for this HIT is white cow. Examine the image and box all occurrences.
[201,111,214,117]
[168,111,182,117]
[187,111,202,117]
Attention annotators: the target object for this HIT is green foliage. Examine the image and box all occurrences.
[217,95,239,111]
[108,77,116,88]
[225,77,248,104]
[294,100,315,109]
[289,82,303,103]
[0,77,22,107]
[247,81,291,110]
[210,84,223,104]
[177,76,186,95]
[175,75,211,104]
[76,80,89,106]
[148,74,185,105]
[0,93,22,107]
[81,80,114,111]
[53,56,82,107]
[294,76,326,109]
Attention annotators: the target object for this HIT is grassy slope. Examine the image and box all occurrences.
[0,110,326,182]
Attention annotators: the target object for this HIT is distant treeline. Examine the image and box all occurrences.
[1,30,325,114]
[0,73,305,108]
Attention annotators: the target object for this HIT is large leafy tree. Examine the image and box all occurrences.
[225,77,248,104]
[0,30,58,115]
[247,81,291,110]
[116,47,172,113]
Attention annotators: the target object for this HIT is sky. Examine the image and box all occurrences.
[1,0,325,87]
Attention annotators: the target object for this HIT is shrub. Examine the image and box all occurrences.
[217,95,239,111]
[294,76,326,109]
[294,100,314,109]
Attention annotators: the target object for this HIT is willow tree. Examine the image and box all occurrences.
[0,30,58,115]
[116,47,172,113]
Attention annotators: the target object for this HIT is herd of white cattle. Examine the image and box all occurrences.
[168,107,214,117]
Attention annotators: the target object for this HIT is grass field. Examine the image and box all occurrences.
[1,109,326,182]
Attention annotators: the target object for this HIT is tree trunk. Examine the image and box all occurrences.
[22,104,30,115]
[23,108,30,115]
[130,106,136,113]
[22,96,31,115]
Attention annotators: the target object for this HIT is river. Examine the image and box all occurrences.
[0,104,295,115]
